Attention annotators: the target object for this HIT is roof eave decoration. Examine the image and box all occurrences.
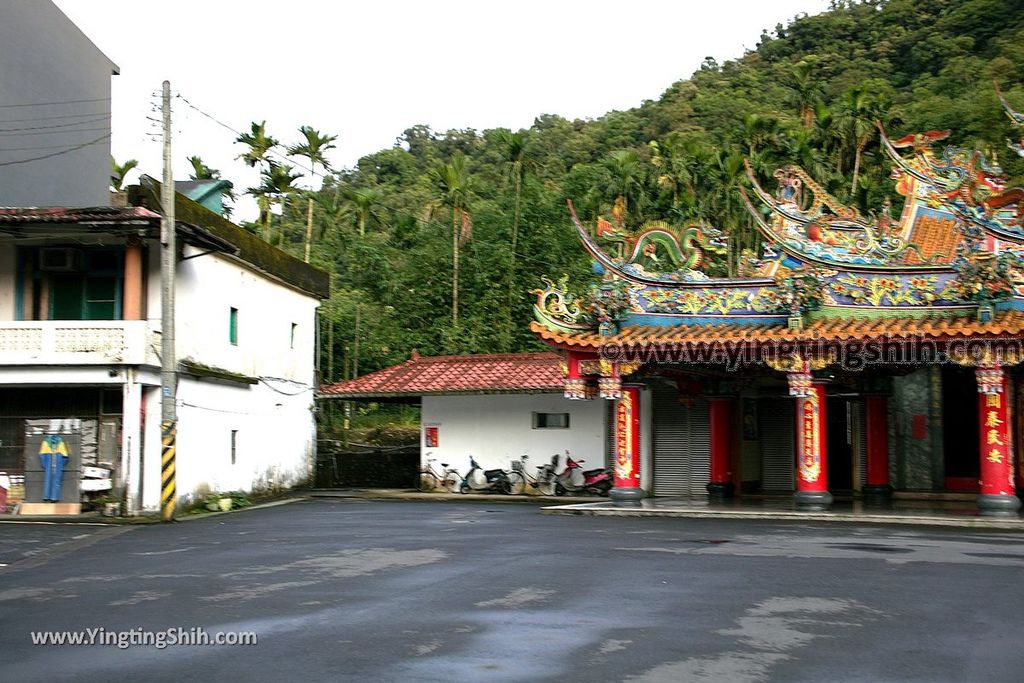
[876,114,1024,245]
[740,160,947,272]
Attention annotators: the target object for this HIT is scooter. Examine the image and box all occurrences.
[460,456,513,494]
[553,452,613,496]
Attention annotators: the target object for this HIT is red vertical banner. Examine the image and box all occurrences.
[614,386,641,489]
[978,375,1014,497]
[796,383,828,493]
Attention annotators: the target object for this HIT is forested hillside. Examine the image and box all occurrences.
[238,0,1024,382]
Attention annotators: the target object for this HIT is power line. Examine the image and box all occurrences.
[0,110,110,124]
[0,133,110,167]
[0,126,110,138]
[0,116,108,133]
[0,96,109,109]
[174,92,318,176]
[0,139,113,152]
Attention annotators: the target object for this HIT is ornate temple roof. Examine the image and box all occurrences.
[531,90,1024,348]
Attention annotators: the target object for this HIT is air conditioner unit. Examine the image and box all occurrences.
[39,247,82,272]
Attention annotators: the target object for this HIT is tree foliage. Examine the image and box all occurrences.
[246,0,1024,381]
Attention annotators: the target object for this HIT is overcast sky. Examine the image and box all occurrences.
[54,0,830,221]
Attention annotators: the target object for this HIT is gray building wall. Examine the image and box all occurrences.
[0,0,117,206]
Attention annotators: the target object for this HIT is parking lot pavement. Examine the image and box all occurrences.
[2,499,1024,682]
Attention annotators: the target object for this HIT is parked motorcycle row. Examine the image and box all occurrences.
[417,452,612,497]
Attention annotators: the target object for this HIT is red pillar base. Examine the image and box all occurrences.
[794,490,834,511]
[610,487,646,506]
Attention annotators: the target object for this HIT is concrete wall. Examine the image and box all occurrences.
[173,247,318,386]
[138,245,319,509]
[0,1,116,206]
[420,393,607,476]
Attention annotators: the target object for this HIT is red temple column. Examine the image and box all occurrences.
[707,397,735,498]
[610,384,644,505]
[863,395,893,500]
[975,367,1021,516]
[793,380,833,511]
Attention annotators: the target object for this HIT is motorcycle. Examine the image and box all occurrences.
[459,456,513,494]
[553,452,612,496]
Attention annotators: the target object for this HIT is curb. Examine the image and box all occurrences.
[541,504,1024,530]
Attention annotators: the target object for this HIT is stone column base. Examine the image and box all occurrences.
[794,490,833,511]
[706,482,736,499]
[977,493,1022,517]
[861,484,893,502]
[609,487,646,506]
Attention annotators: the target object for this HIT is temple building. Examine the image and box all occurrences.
[531,102,1024,516]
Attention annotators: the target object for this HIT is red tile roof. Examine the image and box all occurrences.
[318,352,565,398]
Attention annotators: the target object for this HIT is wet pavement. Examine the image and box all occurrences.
[1,499,1023,682]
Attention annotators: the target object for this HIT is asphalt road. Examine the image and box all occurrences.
[1,499,1023,682]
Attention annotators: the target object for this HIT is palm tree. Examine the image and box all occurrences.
[496,130,531,349]
[187,155,217,180]
[789,61,821,130]
[110,157,138,191]
[287,126,338,262]
[340,186,385,237]
[603,149,645,223]
[700,150,748,275]
[838,86,881,195]
[235,121,279,168]
[429,153,474,326]
[742,113,781,157]
[248,162,302,241]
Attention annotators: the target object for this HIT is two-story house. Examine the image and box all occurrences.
[0,181,329,514]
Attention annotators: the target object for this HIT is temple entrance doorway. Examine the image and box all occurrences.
[826,397,857,494]
[942,365,980,492]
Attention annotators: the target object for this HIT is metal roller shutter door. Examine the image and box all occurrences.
[652,383,710,496]
[759,397,795,492]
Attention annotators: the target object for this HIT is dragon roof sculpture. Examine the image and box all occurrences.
[531,92,1024,340]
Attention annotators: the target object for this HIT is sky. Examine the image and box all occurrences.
[53,0,831,221]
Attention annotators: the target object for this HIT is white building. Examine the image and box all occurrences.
[318,352,649,489]
[0,182,329,514]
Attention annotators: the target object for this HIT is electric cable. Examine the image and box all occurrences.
[0,96,109,109]
[0,133,111,167]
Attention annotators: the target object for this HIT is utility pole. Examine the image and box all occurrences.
[159,80,178,523]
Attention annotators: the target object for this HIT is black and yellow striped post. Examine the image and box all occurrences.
[161,419,177,522]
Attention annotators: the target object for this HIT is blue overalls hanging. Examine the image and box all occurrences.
[38,435,69,502]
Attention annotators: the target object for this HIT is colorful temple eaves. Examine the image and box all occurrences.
[528,90,1024,515]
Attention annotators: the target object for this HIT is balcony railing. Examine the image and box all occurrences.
[0,321,160,366]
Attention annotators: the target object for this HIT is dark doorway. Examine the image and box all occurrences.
[942,365,979,491]
[826,397,853,492]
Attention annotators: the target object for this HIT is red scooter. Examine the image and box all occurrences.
[553,452,612,496]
